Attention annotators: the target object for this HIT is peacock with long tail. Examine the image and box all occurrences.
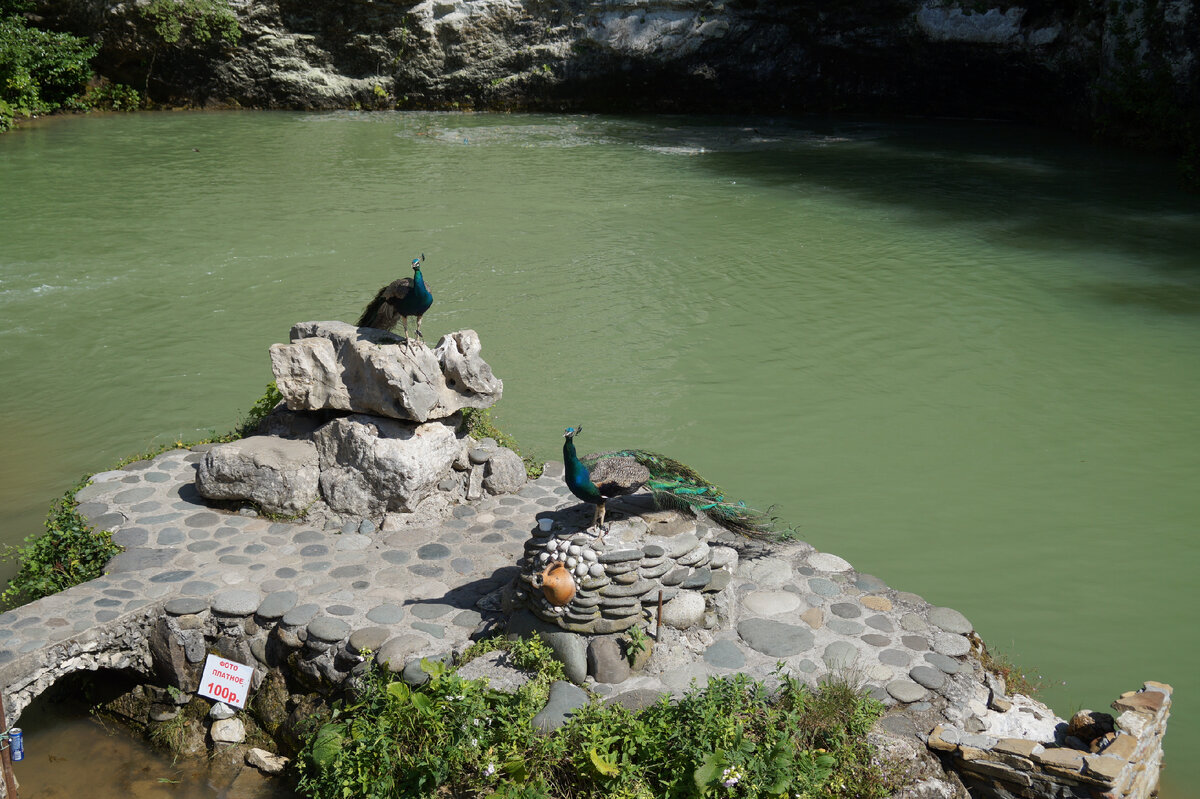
[356,254,434,347]
[562,425,777,539]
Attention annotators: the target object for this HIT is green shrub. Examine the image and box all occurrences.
[460,407,544,478]
[237,380,284,436]
[295,647,900,799]
[1,488,122,607]
[0,13,97,114]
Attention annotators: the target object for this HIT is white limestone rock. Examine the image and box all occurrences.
[195,437,320,515]
[246,747,290,775]
[483,447,527,494]
[270,322,501,422]
[314,415,466,515]
[210,717,246,744]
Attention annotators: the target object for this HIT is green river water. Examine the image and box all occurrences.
[1,111,1197,797]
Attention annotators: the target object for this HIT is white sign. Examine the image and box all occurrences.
[198,654,254,709]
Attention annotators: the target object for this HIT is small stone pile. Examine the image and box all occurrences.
[196,322,525,529]
[517,504,738,636]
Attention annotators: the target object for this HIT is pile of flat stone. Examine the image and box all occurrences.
[195,322,526,529]
[516,508,737,636]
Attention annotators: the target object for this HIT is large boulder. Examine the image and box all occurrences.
[195,436,320,515]
[314,415,466,515]
[269,322,501,422]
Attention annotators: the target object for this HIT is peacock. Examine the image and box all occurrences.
[562,425,777,539]
[356,254,434,347]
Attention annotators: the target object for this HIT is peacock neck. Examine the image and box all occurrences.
[563,437,598,498]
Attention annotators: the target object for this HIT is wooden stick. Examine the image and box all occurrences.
[656,590,664,637]
[0,694,18,799]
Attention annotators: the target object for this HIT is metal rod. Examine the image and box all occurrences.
[656,590,663,637]
[0,694,18,799]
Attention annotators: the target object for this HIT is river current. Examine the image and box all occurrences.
[0,111,1197,797]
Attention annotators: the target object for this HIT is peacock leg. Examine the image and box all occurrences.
[594,502,607,538]
[414,316,424,343]
[401,318,411,349]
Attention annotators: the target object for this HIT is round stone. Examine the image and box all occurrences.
[807,577,841,598]
[661,591,706,629]
[330,565,367,579]
[909,665,946,690]
[211,589,261,616]
[901,635,929,651]
[928,606,973,635]
[417,543,451,560]
[300,544,329,557]
[931,632,971,657]
[411,603,453,620]
[879,649,912,667]
[860,596,893,612]
[808,552,852,572]
[900,613,928,632]
[699,640,745,669]
[282,603,320,627]
[823,641,858,669]
[866,615,895,632]
[184,512,221,528]
[854,574,888,591]
[885,680,928,704]
[381,550,410,564]
[737,618,815,657]
[826,618,864,636]
[307,616,351,643]
[164,597,207,616]
[257,591,298,620]
[326,604,355,616]
[348,627,392,654]
[830,602,862,619]
[924,652,962,674]
[742,590,802,616]
[861,634,891,647]
[366,604,405,624]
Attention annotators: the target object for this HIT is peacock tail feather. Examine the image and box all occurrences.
[582,449,779,539]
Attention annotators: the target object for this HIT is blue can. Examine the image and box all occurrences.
[8,728,22,762]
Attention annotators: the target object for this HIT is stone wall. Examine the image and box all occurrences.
[928,682,1173,799]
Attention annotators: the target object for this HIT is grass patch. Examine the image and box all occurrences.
[460,407,544,479]
[979,643,1042,697]
[295,639,902,799]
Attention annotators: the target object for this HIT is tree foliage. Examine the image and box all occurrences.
[0,5,97,127]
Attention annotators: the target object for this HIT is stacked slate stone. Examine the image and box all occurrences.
[195,322,526,529]
[517,513,736,635]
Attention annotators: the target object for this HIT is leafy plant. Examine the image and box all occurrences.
[624,625,648,666]
[1,488,122,607]
[237,381,284,436]
[460,407,544,478]
[0,11,97,116]
[295,649,902,799]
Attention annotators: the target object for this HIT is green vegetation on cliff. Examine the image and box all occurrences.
[0,0,97,130]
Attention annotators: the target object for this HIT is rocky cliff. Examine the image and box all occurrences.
[32,0,1199,144]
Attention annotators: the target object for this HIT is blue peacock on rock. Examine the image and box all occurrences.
[562,425,777,539]
[356,254,434,347]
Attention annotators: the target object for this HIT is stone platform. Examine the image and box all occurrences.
[0,446,1172,799]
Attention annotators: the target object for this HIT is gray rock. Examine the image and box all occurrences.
[928,606,973,634]
[455,650,533,693]
[271,323,501,422]
[822,640,859,669]
[483,448,526,494]
[931,632,971,657]
[375,634,428,672]
[210,717,246,744]
[165,597,208,616]
[587,636,631,684]
[532,681,588,733]
[283,603,320,627]
[507,610,588,684]
[195,437,319,515]
[737,618,814,657]
[209,702,237,720]
[908,665,946,690]
[246,748,290,775]
[307,616,351,643]
[661,590,706,629]
[348,627,392,654]
[211,589,261,616]
[885,680,928,704]
[703,640,746,669]
[257,591,299,620]
[314,415,464,515]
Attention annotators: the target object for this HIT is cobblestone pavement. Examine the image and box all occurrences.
[0,447,986,718]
